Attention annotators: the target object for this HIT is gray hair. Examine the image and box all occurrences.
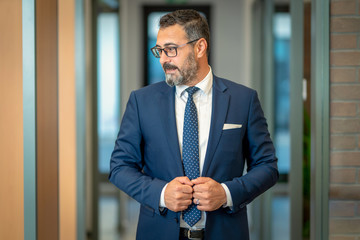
[159,9,210,56]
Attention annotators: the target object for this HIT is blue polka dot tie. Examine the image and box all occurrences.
[182,86,201,227]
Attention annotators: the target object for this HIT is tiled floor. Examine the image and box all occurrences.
[99,195,290,240]
[99,196,139,240]
[272,196,290,240]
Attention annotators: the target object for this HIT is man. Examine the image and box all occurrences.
[109,9,278,240]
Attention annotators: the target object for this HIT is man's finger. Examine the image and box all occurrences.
[176,176,194,186]
[193,198,200,205]
[192,177,211,185]
[193,183,206,192]
[192,192,203,200]
[174,184,193,194]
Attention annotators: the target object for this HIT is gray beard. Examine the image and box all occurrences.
[165,74,185,87]
[164,53,198,87]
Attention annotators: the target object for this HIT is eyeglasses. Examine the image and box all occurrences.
[150,39,200,58]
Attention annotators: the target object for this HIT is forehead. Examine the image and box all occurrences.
[156,24,188,46]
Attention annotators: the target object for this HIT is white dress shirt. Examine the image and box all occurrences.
[160,67,233,230]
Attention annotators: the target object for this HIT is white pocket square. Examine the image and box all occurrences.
[223,123,242,130]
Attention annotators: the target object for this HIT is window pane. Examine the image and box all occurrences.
[97,12,120,174]
[147,12,168,85]
[274,13,291,175]
[272,12,291,240]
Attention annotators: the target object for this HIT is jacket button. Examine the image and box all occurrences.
[174,218,179,223]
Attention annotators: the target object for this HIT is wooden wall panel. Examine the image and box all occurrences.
[36,0,59,239]
[0,0,24,239]
[59,0,77,239]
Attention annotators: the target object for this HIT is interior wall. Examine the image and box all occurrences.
[119,0,255,109]
[59,0,77,239]
[0,0,78,239]
[36,0,59,238]
[329,0,360,237]
[0,1,24,239]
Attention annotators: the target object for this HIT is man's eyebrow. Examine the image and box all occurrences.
[155,42,177,47]
[164,42,177,46]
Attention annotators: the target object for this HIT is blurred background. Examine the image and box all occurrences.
[1,0,360,240]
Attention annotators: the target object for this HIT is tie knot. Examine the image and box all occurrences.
[185,86,200,98]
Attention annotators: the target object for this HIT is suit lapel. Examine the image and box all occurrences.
[158,86,184,176]
[202,76,229,177]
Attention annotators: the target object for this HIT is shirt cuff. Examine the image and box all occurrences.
[159,183,168,208]
[221,183,233,208]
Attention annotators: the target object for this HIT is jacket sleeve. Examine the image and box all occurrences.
[223,91,279,213]
[108,91,167,215]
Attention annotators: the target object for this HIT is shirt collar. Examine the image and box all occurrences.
[176,66,213,97]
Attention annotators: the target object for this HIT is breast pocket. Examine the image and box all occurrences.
[219,127,244,156]
[221,128,243,135]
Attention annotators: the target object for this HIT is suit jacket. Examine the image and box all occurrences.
[109,75,279,240]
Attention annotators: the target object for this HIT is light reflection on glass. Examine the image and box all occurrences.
[273,13,291,175]
[97,12,120,174]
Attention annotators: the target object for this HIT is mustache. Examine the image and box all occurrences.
[163,63,179,71]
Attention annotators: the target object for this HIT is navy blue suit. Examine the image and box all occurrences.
[109,75,278,240]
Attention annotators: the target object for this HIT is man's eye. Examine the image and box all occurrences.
[165,47,176,52]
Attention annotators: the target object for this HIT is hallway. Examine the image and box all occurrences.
[1,0,360,239]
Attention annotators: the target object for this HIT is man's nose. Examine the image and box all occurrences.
[159,52,170,66]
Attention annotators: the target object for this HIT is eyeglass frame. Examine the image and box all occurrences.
[150,38,200,58]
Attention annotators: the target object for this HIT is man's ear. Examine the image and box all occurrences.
[195,38,208,58]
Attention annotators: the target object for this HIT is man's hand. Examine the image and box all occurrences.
[164,177,194,212]
[192,177,227,212]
